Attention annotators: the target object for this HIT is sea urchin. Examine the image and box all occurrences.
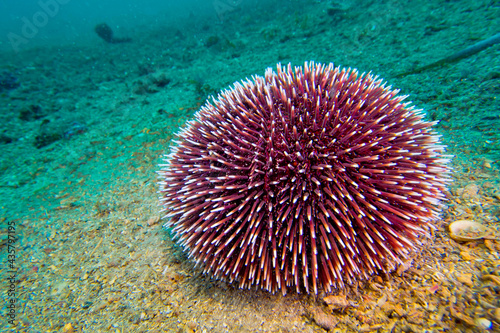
[158,62,451,295]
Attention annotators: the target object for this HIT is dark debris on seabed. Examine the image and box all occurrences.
[0,71,20,92]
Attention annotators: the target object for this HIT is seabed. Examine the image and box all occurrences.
[0,0,499,332]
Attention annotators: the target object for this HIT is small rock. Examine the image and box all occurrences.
[462,184,480,198]
[450,306,475,326]
[147,216,160,226]
[396,258,413,275]
[484,239,496,252]
[323,295,351,310]
[187,321,197,330]
[460,251,474,261]
[493,308,500,323]
[482,159,493,169]
[428,284,440,293]
[308,307,338,331]
[62,323,74,333]
[475,317,492,329]
[456,273,473,287]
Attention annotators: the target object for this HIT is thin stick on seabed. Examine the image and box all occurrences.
[396,32,500,78]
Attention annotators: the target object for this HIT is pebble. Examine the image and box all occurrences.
[323,295,351,310]
[308,306,338,331]
[482,160,492,169]
[475,317,492,329]
[147,216,160,226]
[187,321,197,330]
[62,323,74,333]
[484,240,496,252]
[456,273,473,287]
[494,308,500,323]
[461,183,480,198]
[460,251,474,261]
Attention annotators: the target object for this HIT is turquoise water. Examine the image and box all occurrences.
[0,0,499,332]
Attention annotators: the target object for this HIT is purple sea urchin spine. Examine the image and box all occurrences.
[158,62,452,295]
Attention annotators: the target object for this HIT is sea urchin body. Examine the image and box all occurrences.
[158,62,451,295]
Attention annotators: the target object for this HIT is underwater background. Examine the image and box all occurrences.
[0,0,499,332]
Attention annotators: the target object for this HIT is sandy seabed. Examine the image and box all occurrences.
[0,0,499,332]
